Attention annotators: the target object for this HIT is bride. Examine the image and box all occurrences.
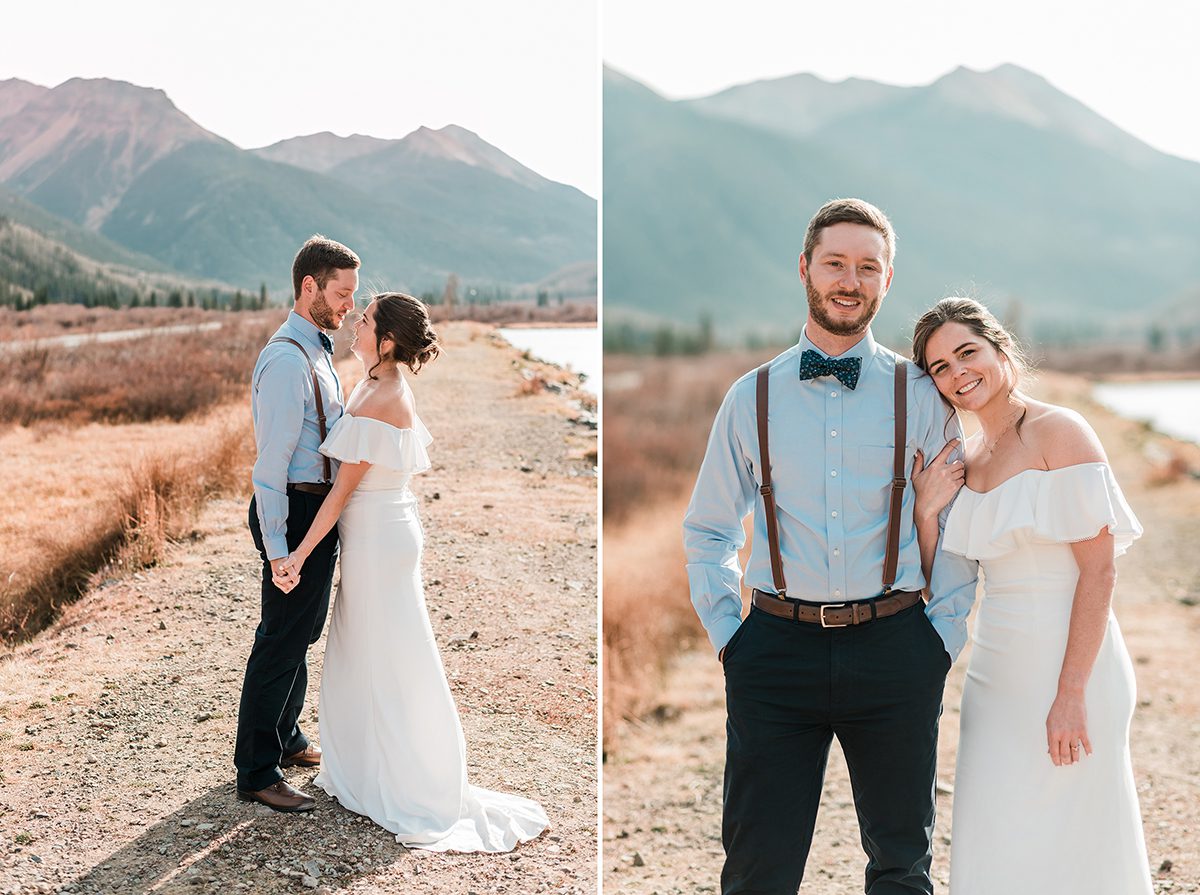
[276,292,549,852]
[909,297,1152,893]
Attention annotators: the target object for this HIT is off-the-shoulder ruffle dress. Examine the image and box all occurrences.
[942,462,1152,893]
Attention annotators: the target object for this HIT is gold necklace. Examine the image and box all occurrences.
[981,408,1024,457]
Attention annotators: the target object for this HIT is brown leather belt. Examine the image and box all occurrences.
[288,482,332,496]
[751,588,921,628]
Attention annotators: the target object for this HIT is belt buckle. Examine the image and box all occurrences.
[819,603,848,628]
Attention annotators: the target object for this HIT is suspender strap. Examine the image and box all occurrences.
[882,360,908,591]
[755,363,787,597]
[755,357,909,600]
[268,337,331,483]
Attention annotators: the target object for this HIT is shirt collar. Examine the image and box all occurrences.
[797,324,878,362]
[284,310,328,354]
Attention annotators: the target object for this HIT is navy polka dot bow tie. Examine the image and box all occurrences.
[319,333,334,354]
[798,349,862,390]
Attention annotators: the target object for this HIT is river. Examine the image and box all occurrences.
[1092,378,1200,444]
[497,326,599,394]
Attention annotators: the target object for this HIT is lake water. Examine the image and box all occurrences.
[498,326,599,394]
[1092,378,1200,444]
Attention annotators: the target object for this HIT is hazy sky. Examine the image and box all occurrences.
[3,0,598,196]
[604,0,1200,165]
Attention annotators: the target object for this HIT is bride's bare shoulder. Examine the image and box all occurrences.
[352,379,414,429]
[1023,400,1106,469]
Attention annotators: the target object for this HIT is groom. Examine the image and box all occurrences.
[234,235,360,812]
[683,199,979,894]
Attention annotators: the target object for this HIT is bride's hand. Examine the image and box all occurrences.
[272,553,304,593]
[911,439,964,523]
[1046,692,1092,766]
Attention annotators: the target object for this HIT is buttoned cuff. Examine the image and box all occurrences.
[265,536,290,562]
[928,613,966,664]
[708,613,744,656]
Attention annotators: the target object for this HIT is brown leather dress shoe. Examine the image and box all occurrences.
[281,744,322,768]
[236,780,316,812]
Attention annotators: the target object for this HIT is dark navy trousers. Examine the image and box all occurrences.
[234,493,339,793]
[721,601,951,895]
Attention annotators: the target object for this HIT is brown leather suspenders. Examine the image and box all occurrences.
[755,358,908,599]
[756,364,790,596]
[267,337,331,483]
[881,360,908,591]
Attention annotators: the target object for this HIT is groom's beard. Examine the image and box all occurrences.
[805,279,880,337]
[310,288,340,330]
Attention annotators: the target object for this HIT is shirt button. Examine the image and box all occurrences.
[830,470,838,477]
[830,390,839,398]
[833,548,840,556]
[834,589,842,596]
[831,510,838,518]
[830,429,838,437]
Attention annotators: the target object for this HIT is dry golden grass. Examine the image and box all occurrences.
[0,315,279,425]
[0,304,239,341]
[603,353,773,524]
[0,405,253,641]
[602,497,697,734]
[603,353,771,749]
[0,313,277,639]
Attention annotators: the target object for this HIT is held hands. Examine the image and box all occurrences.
[271,553,305,594]
[1046,691,1093,766]
[911,438,965,523]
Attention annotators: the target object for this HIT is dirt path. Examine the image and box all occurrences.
[603,379,1200,895]
[0,323,598,895]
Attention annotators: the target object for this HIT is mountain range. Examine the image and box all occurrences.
[603,64,1200,344]
[0,77,595,298]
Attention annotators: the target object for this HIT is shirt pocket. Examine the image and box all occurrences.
[853,445,897,517]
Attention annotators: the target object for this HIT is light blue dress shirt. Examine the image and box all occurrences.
[682,326,980,661]
[251,311,345,560]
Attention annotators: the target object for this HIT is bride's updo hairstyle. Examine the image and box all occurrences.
[911,297,1031,392]
[368,292,441,379]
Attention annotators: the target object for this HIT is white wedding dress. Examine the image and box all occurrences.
[942,462,1152,893]
[311,411,549,851]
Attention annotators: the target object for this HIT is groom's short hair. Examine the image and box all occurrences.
[292,235,361,300]
[803,198,896,266]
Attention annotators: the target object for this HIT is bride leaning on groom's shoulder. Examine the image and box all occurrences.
[684,198,1155,895]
